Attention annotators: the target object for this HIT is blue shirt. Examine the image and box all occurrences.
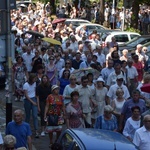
[6,121,32,149]
[121,99,146,122]
[94,115,118,131]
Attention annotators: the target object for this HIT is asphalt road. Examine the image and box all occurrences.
[0,87,57,150]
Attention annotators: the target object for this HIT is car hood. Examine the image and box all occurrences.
[72,129,138,150]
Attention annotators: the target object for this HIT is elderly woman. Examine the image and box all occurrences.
[120,49,128,61]
[94,105,118,131]
[44,85,65,147]
[123,106,141,142]
[66,91,85,128]
[3,135,16,150]
[94,77,108,117]
[12,56,28,101]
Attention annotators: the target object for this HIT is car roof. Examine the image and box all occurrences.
[69,128,138,150]
[108,31,140,35]
[65,19,91,22]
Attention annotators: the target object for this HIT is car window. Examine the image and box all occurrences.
[114,34,128,42]
[86,26,96,30]
[96,26,105,30]
[60,133,74,150]
[101,33,110,41]
[125,37,149,47]
[72,142,81,150]
[130,34,139,39]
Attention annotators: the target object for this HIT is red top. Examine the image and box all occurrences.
[46,94,63,116]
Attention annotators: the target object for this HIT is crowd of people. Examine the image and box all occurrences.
[2,1,150,150]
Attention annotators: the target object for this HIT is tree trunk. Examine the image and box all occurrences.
[131,0,139,29]
[99,0,104,25]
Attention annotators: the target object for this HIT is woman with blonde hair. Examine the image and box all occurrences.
[111,88,126,123]
[63,74,78,105]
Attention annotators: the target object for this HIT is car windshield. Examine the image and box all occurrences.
[125,37,146,47]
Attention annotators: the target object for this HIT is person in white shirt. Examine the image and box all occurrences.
[126,59,138,95]
[90,34,101,51]
[79,54,93,69]
[94,45,106,68]
[54,52,65,78]
[107,74,130,102]
[135,44,146,63]
[123,106,141,142]
[133,114,150,150]
[107,63,126,88]
[22,46,34,73]
[69,35,78,53]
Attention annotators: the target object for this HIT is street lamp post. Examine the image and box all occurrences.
[6,0,13,126]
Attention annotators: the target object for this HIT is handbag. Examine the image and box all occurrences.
[48,114,59,126]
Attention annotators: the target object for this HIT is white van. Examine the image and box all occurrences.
[102,31,140,45]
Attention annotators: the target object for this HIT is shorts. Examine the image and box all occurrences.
[45,125,62,133]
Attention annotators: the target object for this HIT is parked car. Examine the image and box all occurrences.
[54,128,139,150]
[101,31,140,45]
[16,1,36,13]
[119,35,150,52]
[76,23,107,34]
[65,19,91,28]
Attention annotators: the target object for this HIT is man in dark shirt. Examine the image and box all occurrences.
[31,50,42,73]
[72,52,83,69]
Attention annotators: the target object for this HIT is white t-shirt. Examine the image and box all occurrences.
[23,82,36,98]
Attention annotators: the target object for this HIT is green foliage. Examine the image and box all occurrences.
[125,27,141,34]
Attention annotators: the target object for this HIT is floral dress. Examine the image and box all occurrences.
[13,63,27,97]
[66,102,85,128]
[46,94,64,125]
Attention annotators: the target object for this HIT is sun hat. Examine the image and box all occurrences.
[51,85,59,91]
[96,77,105,83]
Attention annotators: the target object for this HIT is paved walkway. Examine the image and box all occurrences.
[0,87,67,150]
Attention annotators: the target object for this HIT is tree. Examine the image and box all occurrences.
[130,0,140,29]
[99,0,105,24]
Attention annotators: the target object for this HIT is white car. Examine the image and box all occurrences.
[76,23,107,33]
[65,19,91,27]
[102,31,141,45]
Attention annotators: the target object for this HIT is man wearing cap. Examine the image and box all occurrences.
[107,74,130,103]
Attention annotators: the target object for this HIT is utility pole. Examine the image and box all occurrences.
[6,0,13,126]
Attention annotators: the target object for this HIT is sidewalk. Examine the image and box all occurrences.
[0,88,37,150]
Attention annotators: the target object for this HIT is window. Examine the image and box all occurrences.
[114,34,128,42]
[130,34,139,39]
[60,133,74,150]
